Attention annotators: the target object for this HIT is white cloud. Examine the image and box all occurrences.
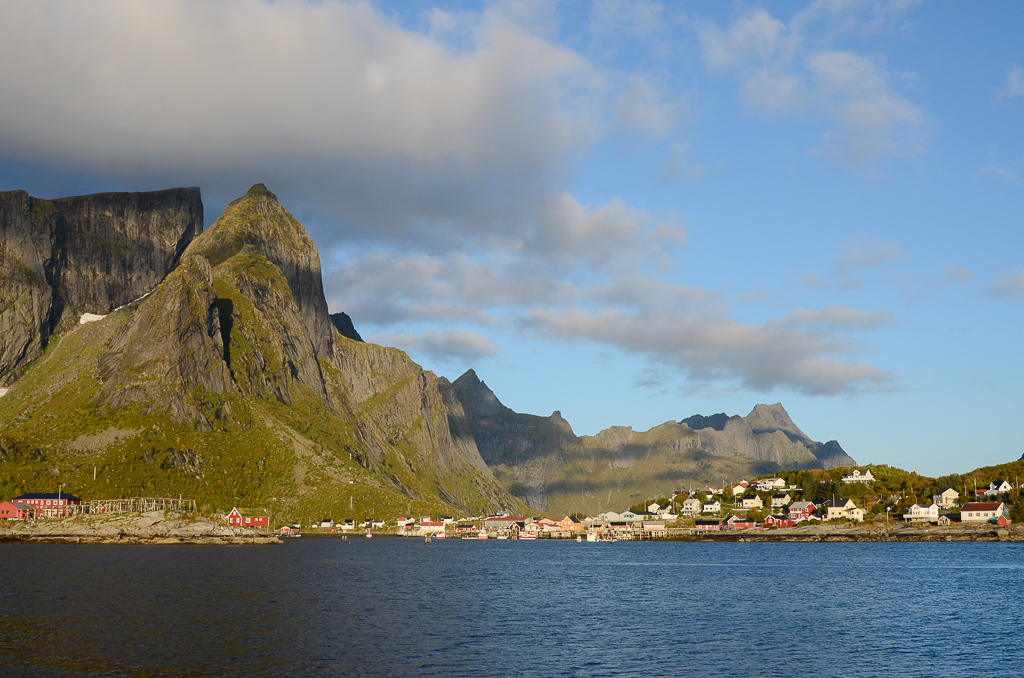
[698,4,924,167]
[0,0,675,261]
[525,306,893,396]
[1001,65,1024,99]
[0,0,894,400]
[369,330,500,363]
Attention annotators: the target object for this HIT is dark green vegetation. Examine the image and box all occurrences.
[761,460,1024,513]
[0,185,524,523]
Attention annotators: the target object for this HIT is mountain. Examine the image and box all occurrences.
[0,187,202,386]
[0,185,524,521]
[451,369,856,515]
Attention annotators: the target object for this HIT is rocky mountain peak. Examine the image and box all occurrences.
[184,183,333,359]
[744,403,807,440]
[452,369,510,421]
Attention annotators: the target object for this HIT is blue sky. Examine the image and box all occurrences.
[1,1,1021,475]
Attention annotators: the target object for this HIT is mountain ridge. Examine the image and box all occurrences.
[451,369,856,514]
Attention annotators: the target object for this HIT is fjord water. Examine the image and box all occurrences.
[2,539,1020,677]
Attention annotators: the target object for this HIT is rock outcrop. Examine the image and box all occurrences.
[330,312,363,342]
[0,187,202,385]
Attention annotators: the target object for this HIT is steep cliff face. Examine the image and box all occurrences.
[52,188,203,330]
[0,187,202,385]
[451,369,858,514]
[212,244,330,408]
[0,191,60,385]
[97,256,232,430]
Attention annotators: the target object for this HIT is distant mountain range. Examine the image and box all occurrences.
[450,369,856,515]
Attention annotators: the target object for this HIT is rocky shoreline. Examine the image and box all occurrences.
[668,521,1024,543]
[0,510,282,545]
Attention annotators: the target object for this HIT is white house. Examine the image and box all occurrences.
[841,469,875,483]
[681,498,702,514]
[756,478,787,491]
[771,493,792,508]
[702,500,722,513]
[648,503,662,512]
[961,502,1008,522]
[904,504,940,522]
[933,488,960,508]
[986,480,1013,497]
[731,484,748,498]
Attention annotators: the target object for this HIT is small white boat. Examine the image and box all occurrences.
[497,534,508,540]
[435,532,447,539]
[477,530,489,539]
[576,536,582,542]
[519,533,537,540]
[586,532,599,542]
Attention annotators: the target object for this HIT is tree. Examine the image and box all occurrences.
[1010,500,1024,524]
[723,485,735,503]
[694,491,708,505]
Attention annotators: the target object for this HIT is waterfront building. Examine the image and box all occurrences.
[0,500,32,520]
[824,499,865,521]
[11,492,82,518]
[226,507,270,528]
[840,469,874,483]
[961,502,1008,522]
[789,501,816,521]
[904,504,940,522]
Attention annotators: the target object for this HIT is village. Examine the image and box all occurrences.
[2,469,1019,542]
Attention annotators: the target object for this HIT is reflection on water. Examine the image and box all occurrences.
[1,539,1021,677]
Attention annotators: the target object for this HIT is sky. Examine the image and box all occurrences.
[1,0,1021,476]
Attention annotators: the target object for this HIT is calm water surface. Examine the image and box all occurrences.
[2,537,1022,677]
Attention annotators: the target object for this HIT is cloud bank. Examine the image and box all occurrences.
[0,0,896,397]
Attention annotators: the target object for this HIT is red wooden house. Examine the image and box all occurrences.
[695,520,721,531]
[0,501,32,520]
[227,507,270,528]
[763,514,795,528]
[11,492,82,518]
[788,501,817,522]
[725,514,756,529]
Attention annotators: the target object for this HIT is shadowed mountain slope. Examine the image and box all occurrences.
[452,369,856,515]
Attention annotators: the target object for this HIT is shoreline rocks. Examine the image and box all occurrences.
[0,510,282,545]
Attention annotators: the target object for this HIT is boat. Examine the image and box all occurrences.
[435,532,447,539]
[497,534,508,540]
[586,532,599,542]
[576,535,582,542]
[519,532,537,540]
[477,529,489,539]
